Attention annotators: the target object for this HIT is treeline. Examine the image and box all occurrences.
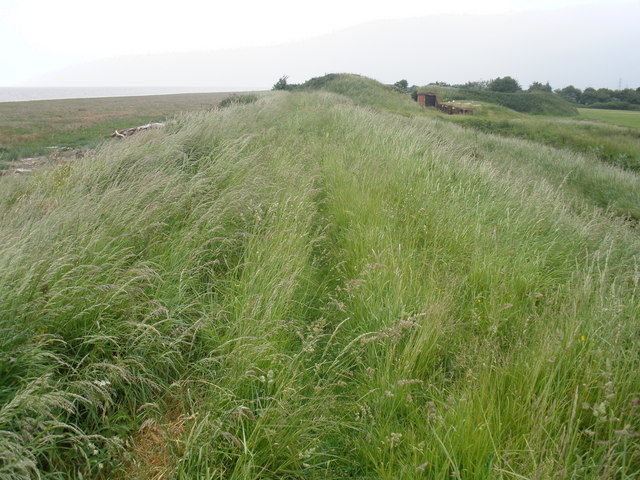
[393,78,577,115]
[274,75,640,112]
[432,76,640,111]
[554,85,640,110]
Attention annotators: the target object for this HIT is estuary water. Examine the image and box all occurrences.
[0,86,236,103]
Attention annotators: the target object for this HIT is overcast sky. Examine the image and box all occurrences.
[1,0,637,87]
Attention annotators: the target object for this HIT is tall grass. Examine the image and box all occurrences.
[299,75,640,219]
[433,86,578,116]
[1,85,639,478]
[443,115,640,174]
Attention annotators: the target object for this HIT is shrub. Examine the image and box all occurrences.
[272,75,294,91]
[218,94,259,108]
[528,81,553,93]
[488,76,521,93]
[392,79,409,93]
[587,100,638,111]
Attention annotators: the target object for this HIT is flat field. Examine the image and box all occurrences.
[0,92,235,168]
[578,108,640,129]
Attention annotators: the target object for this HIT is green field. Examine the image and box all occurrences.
[578,108,640,129]
[440,113,640,173]
[405,89,640,173]
[1,75,639,479]
[0,92,235,169]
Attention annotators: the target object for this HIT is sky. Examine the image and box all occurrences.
[0,0,637,87]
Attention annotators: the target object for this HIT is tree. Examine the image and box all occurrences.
[488,76,521,93]
[458,80,489,90]
[556,85,582,103]
[272,75,290,91]
[611,88,639,104]
[392,79,409,93]
[580,87,598,105]
[596,88,613,103]
[528,81,552,93]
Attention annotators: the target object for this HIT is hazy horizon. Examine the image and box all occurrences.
[0,86,263,103]
[2,0,639,91]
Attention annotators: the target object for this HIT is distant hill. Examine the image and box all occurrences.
[27,4,640,90]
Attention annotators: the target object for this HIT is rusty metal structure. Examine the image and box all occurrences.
[416,91,473,115]
[417,92,437,107]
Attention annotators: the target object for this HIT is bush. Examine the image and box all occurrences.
[218,94,259,108]
[272,75,292,91]
[488,76,521,93]
[587,100,638,111]
[556,85,582,104]
[392,79,409,93]
[528,81,553,93]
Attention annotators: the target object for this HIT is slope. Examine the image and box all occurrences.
[0,83,639,479]
[435,87,578,116]
[302,74,640,219]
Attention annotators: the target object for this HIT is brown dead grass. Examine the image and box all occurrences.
[124,401,187,480]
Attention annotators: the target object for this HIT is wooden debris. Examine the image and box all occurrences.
[1,167,33,176]
[416,92,474,115]
[437,102,474,115]
[111,122,165,138]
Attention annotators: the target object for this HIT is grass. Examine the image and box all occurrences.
[0,92,235,168]
[440,114,640,173]
[293,76,640,175]
[299,73,425,117]
[299,75,640,214]
[0,76,639,479]
[389,85,640,174]
[578,108,640,129]
[432,86,579,116]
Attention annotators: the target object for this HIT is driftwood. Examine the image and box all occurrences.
[1,167,33,176]
[111,122,165,138]
[437,103,474,115]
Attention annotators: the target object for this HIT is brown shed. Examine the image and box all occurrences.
[416,92,437,107]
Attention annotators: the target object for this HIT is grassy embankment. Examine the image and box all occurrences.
[1,75,639,479]
[421,86,640,173]
[435,87,579,116]
[306,75,640,219]
[0,92,234,169]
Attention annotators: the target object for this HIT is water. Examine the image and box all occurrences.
[0,86,241,103]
